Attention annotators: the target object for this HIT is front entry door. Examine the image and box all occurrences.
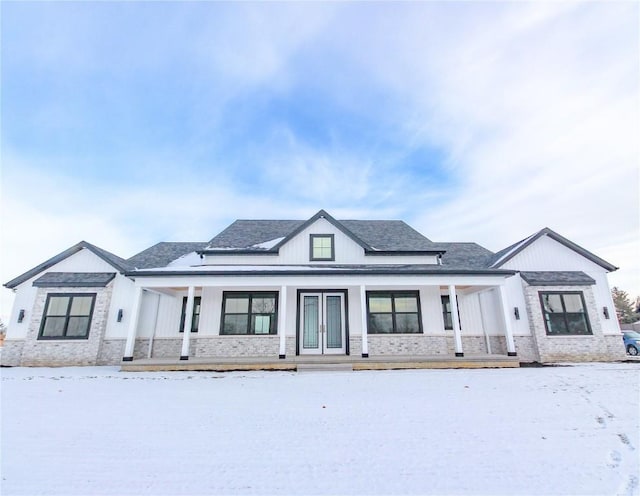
[300,292,346,355]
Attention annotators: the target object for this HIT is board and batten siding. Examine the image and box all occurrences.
[203,217,439,266]
[500,235,620,335]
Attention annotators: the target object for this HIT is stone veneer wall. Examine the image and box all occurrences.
[20,285,113,367]
[367,335,453,355]
[194,336,280,357]
[0,340,25,366]
[523,284,623,362]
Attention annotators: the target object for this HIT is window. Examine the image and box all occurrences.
[38,294,96,340]
[310,234,335,261]
[179,296,201,333]
[440,295,462,330]
[539,292,592,335]
[221,292,278,335]
[367,292,422,334]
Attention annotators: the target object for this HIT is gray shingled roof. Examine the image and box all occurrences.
[431,242,495,270]
[33,272,116,287]
[205,218,435,252]
[520,271,596,286]
[207,220,303,248]
[127,242,208,269]
[341,220,433,250]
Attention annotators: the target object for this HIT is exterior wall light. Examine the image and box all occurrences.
[514,307,520,320]
[17,309,25,323]
[603,306,610,319]
[117,309,124,322]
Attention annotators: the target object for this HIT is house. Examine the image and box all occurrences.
[2,210,625,367]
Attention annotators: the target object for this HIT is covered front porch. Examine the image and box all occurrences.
[120,272,521,363]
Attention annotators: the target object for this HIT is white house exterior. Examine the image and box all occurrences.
[2,210,625,366]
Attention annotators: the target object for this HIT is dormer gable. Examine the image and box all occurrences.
[199,210,445,265]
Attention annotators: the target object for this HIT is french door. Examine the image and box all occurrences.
[299,292,346,355]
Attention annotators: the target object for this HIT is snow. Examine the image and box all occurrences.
[1,364,638,495]
[252,237,285,250]
[167,251,202,267]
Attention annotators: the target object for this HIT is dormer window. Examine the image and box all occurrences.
[310,234,335,261]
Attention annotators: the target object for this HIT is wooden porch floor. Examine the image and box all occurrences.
[120,354,520,372]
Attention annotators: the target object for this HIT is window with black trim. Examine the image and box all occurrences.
[367,291,422,334]
[441,295,462,330]
[221,292,278,335]
[539,292,592,335]
[179,296,201,333]
[38,293,96,340]
[310,234,335,261]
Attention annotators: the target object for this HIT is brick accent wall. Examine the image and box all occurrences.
[523,284,622,362]
[20,285,113,366]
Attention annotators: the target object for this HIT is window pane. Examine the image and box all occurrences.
[369,297,392,313]
[252,297,275,313]
[441,296,451,312]
[192,314,200,332]
[395,313,420,333]
[563,294,584,313]
[47,297,69,316]
[312,236,332,259]
[566,314,589,334]
[546,314,568,334]
[542,294,563,313]
[223,315,248,334]
[66,316,90,337]
[443,312,453,330]
[70,296,93,316]
[395,297,418,313]
[225,297,249,313]
[370,314,393,333]
[253,315,271,334]
[42,317,66,337]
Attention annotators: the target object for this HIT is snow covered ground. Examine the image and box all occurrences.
[1,364,638,495]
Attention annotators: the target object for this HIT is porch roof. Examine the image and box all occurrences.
[32,272,117,287]
[519,271,596,286]
[126,264,516,277]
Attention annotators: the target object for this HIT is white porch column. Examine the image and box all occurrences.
[278,286,287,359]
[360,285,369,358]
[448,285,464,357]
[180,286,195,360]
[498,284,517,356]
[123,286,143,361]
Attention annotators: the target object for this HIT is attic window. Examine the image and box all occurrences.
[310,234,335,261]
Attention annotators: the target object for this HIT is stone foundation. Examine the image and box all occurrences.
[0,340,25,366]
[194,336,280,357]
[367,335,453,355]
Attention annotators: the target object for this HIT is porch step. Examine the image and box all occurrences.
[297,363,354,372]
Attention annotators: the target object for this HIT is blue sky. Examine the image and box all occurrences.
[1,1,638,318]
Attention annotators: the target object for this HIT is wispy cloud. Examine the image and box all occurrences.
[1,1,638,318]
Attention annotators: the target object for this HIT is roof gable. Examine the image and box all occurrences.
[201,210,441,255]
[490,228,617,272]
[4,241,129,289]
